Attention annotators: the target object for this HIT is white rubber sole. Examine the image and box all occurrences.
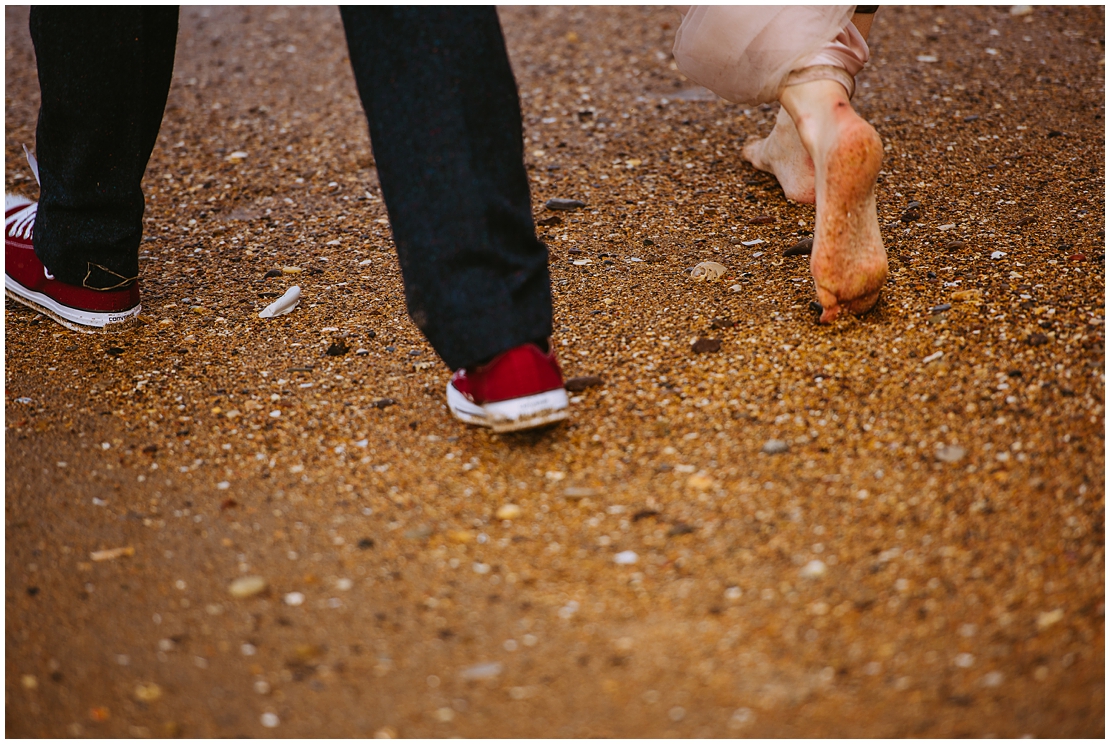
[5,274,140,334]
[446,382,569,433]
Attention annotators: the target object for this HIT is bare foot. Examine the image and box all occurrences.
[780,80,886,324]
[741,107,816,203]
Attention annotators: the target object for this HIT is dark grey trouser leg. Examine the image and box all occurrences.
[340,6,551,370]
[30,6,178,289]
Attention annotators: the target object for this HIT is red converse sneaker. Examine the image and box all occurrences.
[447,341,569,433]
[5,194,141,333]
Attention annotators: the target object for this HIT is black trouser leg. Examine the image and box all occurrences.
[30,6,178,289]
[339,6,551,371]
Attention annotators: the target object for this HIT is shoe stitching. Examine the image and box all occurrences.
[82,262,138,292]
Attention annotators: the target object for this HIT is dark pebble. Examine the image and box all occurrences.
[286,366,314,373]
[326,341,349,357]
[1068,253,1086,262]
[809,301,824,314]
[926,271,937,279]
[691,338,721,354]
[545,198,586,211]
[783,237,813,257]
[106,347,125,356]
[1028,333,1049,346]
[643,238,655,246]
[536,215,563,227]
[1007,369,1024,378]
[1047,130,1064,138]
[748,215,776,225]
[900,202,922,222]
[357,538,375,549]
[407,350,422,357]
[142,444,158,454]
[656,463,673,473]
[27,586,39,597]
[1014,215,1037,227]
[709,317,735,330]
[385,345,396,352]
[263,268,282,278]
[568,247,585,255]
[565,375,603,392]
[963,114,980,122]
[930,303,952,313]
[372,398,398,409]
[668,523,696,537]
[367,330,377,339]
[631,509,661,522]
[943,240,965,252]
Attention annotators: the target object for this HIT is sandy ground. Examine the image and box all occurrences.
[4,5,1104,738]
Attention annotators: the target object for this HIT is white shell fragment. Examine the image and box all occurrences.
[228,576,268,599]
[259,286,301,318]
[740,239,765,246]
[799,559,828,579]
[614,550,639,565]
[690,261,728,282]
[459,661,503,681]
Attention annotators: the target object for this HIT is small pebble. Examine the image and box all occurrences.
[783,238,813,257]
[374,726,398,739]
[691,338,721,354]
[761,439,789,455]
[1036,609,1064,629]
[954,653,975,668]
[990,250,1006,260]
[728,708,754,730]
[982,671,1004,687]
[614,550,638,565]
[260,712,279,728]
[434,707,456,723]
[91,546,134,562]
[690,261,727,281]
[935,445,967,463]
[799,559,828,579]
[21,675,38,690]
[263,269,282,279]
[336,578,354,591]
[229,576,268,598]
[284,592,305,606]
[565,375,603,392]
[930,303,952,313]
[724,586,742,601]
[459,661,502,681]
[563,487,597,500]
[545,198,586,211]
[668,706,686,722]
[496,504,522,520]
[326,340,349,356]
[133,683,163,702]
